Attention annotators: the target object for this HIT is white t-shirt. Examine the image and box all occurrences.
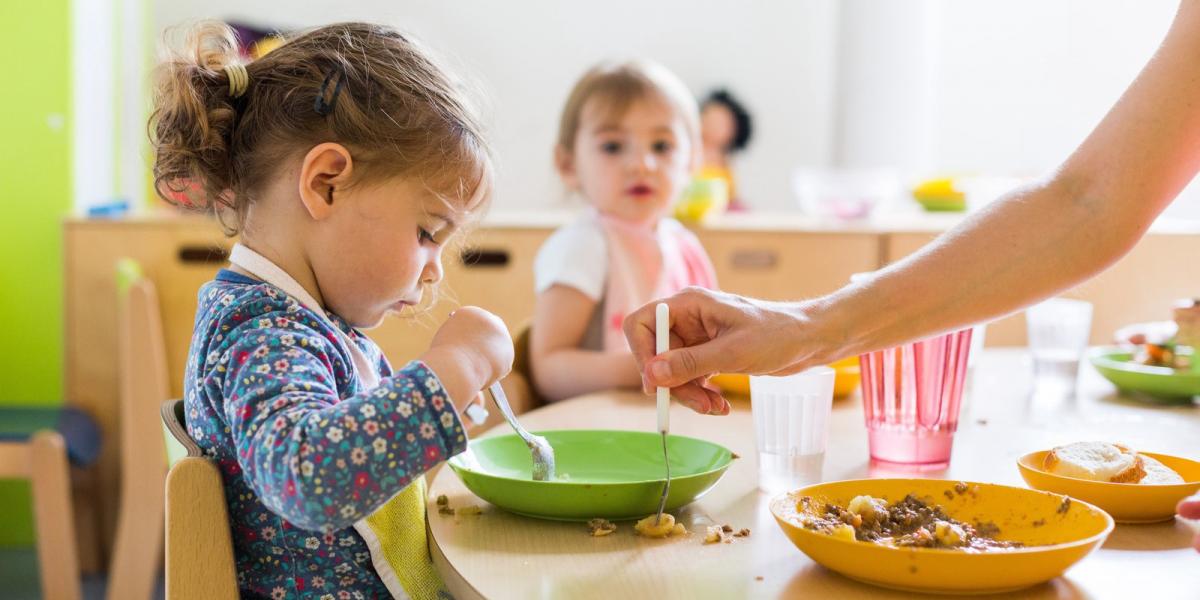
[535,213,705,351]
[534,213,697,298]
[533,215,609,300]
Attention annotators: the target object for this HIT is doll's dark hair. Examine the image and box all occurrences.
[702,89,753,152]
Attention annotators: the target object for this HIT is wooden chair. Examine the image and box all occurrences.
[509,323,545,410]
[160,399,238,600]
[0,430,81,600]
[106,260,170,599]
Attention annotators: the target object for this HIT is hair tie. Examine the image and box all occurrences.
[224,63,249,99]
[314,67,346,116]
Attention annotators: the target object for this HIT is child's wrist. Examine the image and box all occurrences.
[421,345,491,398]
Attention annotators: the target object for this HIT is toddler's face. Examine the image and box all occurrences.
[309,177,471,329]
[561,96,694,227]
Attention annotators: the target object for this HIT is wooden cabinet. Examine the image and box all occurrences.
[698,229,880,301]
[65,218,230,554]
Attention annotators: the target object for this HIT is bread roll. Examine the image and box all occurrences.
[1043,442,1145,482]
[1139,455,1186,484]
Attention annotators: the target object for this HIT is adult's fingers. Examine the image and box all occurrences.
[669,381,714,414]
[667,379,730,416]
[645,339,732,389]
[1178,494,1200,519]
[624,301,660,373]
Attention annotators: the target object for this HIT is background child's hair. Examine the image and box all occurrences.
[555,60,700,161]
[702,88,754,152]
[150,21,492,234]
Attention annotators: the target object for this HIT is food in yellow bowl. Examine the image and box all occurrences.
[1042,441,1183,484]
[796,491,1024,551]
[1019,447,1200,523]
[771,479,1112,595]
[710,357,861,399]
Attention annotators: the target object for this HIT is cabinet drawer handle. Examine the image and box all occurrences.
[460,248,510,268]
[178,245,229,264]
[729,249,777,270]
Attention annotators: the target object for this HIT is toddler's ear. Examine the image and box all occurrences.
[554,145,579,191]
[298,143,354,220]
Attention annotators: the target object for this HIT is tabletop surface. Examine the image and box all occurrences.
[427,349,1200,599]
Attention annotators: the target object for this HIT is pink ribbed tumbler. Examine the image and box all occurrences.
[858,328,973,467]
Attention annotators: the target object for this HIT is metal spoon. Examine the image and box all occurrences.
[487,383,555,481]
[654,303,671,525]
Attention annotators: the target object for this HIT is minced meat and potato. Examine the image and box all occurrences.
[794,493,1023,551]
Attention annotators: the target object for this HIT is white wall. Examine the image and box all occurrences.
[153,1,1200,218]
[73,0,149,214]
[73,0,116,211]
[154,0,841,212]
[833,0,1197,218]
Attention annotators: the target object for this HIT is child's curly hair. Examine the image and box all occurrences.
[150,21,492,235]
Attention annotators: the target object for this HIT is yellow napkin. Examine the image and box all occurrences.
[354,476,446,599]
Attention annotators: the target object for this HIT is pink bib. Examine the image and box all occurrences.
[596,215,717,352]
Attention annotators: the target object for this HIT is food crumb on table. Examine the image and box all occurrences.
[588,518,617,537]
[634,514,687,538]
[704,524,750,544]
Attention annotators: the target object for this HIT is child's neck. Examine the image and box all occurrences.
[593,208,662,232]
[238,218,326,309]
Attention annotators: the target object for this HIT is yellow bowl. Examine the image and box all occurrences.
[1017,450,1200,523]
[830,356,861,398]
[770,479,1113,595]
[710,358,861,399]
[708,373,750,397]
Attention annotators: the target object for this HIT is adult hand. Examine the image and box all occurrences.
[1178,494,1200,552]
[623,287,827,413]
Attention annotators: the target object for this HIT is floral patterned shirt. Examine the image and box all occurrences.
[184,270,466,599]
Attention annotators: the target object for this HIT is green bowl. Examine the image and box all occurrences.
[1088,346,1200,403]
[446,429,734,521]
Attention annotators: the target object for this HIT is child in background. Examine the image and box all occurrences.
[699,88,754,211]
[152,22,509,599]
[530,61,718,403]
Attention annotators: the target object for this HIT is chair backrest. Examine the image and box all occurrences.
[108,259,175,600]
[160,399,239,600]
[160,400,193,468]
[511,322,545,409]
[117,259,171,469]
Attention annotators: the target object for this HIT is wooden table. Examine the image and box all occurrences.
[429,349,1198,599]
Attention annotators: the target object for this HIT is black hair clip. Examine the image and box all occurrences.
[314,67,346,116]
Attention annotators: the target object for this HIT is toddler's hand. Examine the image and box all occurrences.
[428,306,514,391]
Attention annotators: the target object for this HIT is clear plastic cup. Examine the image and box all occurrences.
[1025,298,1093,398]
[750,367,835,494]
[858,328,973,467]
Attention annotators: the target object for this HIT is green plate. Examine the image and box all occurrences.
[1088,346,1200,403]
[447,429,734,521]
[916,197,966,212]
